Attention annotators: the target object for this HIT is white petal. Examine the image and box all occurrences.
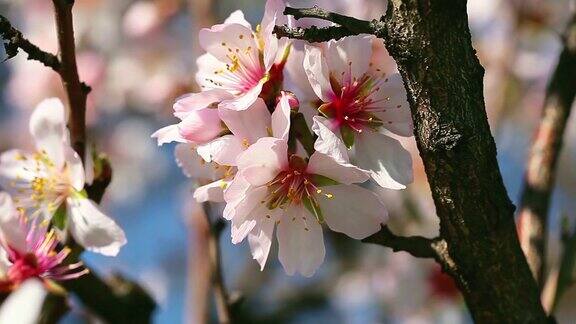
[222,174,252,220]
[218,98,270,144]
[303,45,333,102]
[199,23,259,65]
[196,135,244,166]
[65,147,85,191]
[218,79,265,111]
[237,138,288,186]
[307,151,368,185]
[67,197,127,256]
[0,192,27,253]
[326,35,372,82]
[151,124,187,146]
[371,73,413,137]
[29,98,69,168]
[248,210,279,270]
[311,116,349,163]
[175,143,222,179]
[193,180,226,203]
[0,279,47,324]
[318,184,387,239]
[355,132,413,190]
[277,206,325,277]
[0,150,36,197]
[271,92,291,140]
[224,10,252,29]
[173,89,232,119]
[229,187,268,240]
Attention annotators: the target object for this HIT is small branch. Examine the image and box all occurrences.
[363,226,439,258]
[283,6,379,35]
[0,14,61,70]
[518,13,576,288]
[203,202,234,324]
[275,6,384,42]
[52,0,90,160]
[274,25,359,42]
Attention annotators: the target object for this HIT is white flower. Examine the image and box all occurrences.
[225,136,387,276]
[303,36,414,189]
[0,98,126,256]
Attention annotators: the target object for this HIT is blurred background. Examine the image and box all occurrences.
[0,0,575,323]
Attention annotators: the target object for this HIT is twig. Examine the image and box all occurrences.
[362,226,438,258]
[518,14,576,288]
[0,14,61,70]
[274,6,384,42]
[274,25,359,42]
[203,202,234,324]
[52,0,90,160]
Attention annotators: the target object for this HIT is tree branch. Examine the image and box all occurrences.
[518,13,576,288]
[283,6,381,36]
[274,25,359,42]
[52,0,90,160]
[0,14,61,70]
[362,226,438,258]
[203,202,235,324]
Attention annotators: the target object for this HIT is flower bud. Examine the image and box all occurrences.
[178,108,222,144]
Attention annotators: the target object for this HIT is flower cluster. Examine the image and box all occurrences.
[0,98,127,291]
[154,0,413,277]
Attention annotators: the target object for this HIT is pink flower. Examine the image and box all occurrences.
[303,36,414,189]
[225,136,387,276]
[175,92,292,203]
[0,192,87,292]
[195,0,288,111]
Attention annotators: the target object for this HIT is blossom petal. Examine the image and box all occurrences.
[311,116,349,163]
[277,206,325,277]
[223,174,252,220]
[237,138,288,186]
[173,89,232,119]
[65,147,85,191]
[248,211,279,270]
[196,135,244,166]
[318,184,387,239]
[0,192,27,253]
[218,98,270,143]
[0,279,47,324]
[199,23,259,66]
[271,92,291,140]
[224,10,252,29]
[218,79,265,111]
[229,187,268,243]
[303,45,333,102]
[326,35,372,82]
[371,73,413,137]
[175,144,223,179]
[0,150,36,195]
[151,124,187,146]
[355,131,413,190]
[193,180,226,203]
[178,108,222,144]
[29,98,68,168]
[307,151,368,185]
[67,197,126,256]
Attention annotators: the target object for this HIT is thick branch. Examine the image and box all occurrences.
[518,14,576,287]
[0,14,61,70]
[280,3,549,321]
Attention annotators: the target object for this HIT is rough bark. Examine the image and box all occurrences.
[381,0,548,322]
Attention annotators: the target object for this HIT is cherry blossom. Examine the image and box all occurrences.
[0,279,46,324]
[0,192,87,292]
[303,36,414,189]
[225,135,387,276]
[195,0,288,111]
[174,93,292,203]
[0,98,126,256]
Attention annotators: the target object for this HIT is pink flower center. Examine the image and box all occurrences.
[264,156,332,210]
[322,73,391,133]
[7,253,42,284]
